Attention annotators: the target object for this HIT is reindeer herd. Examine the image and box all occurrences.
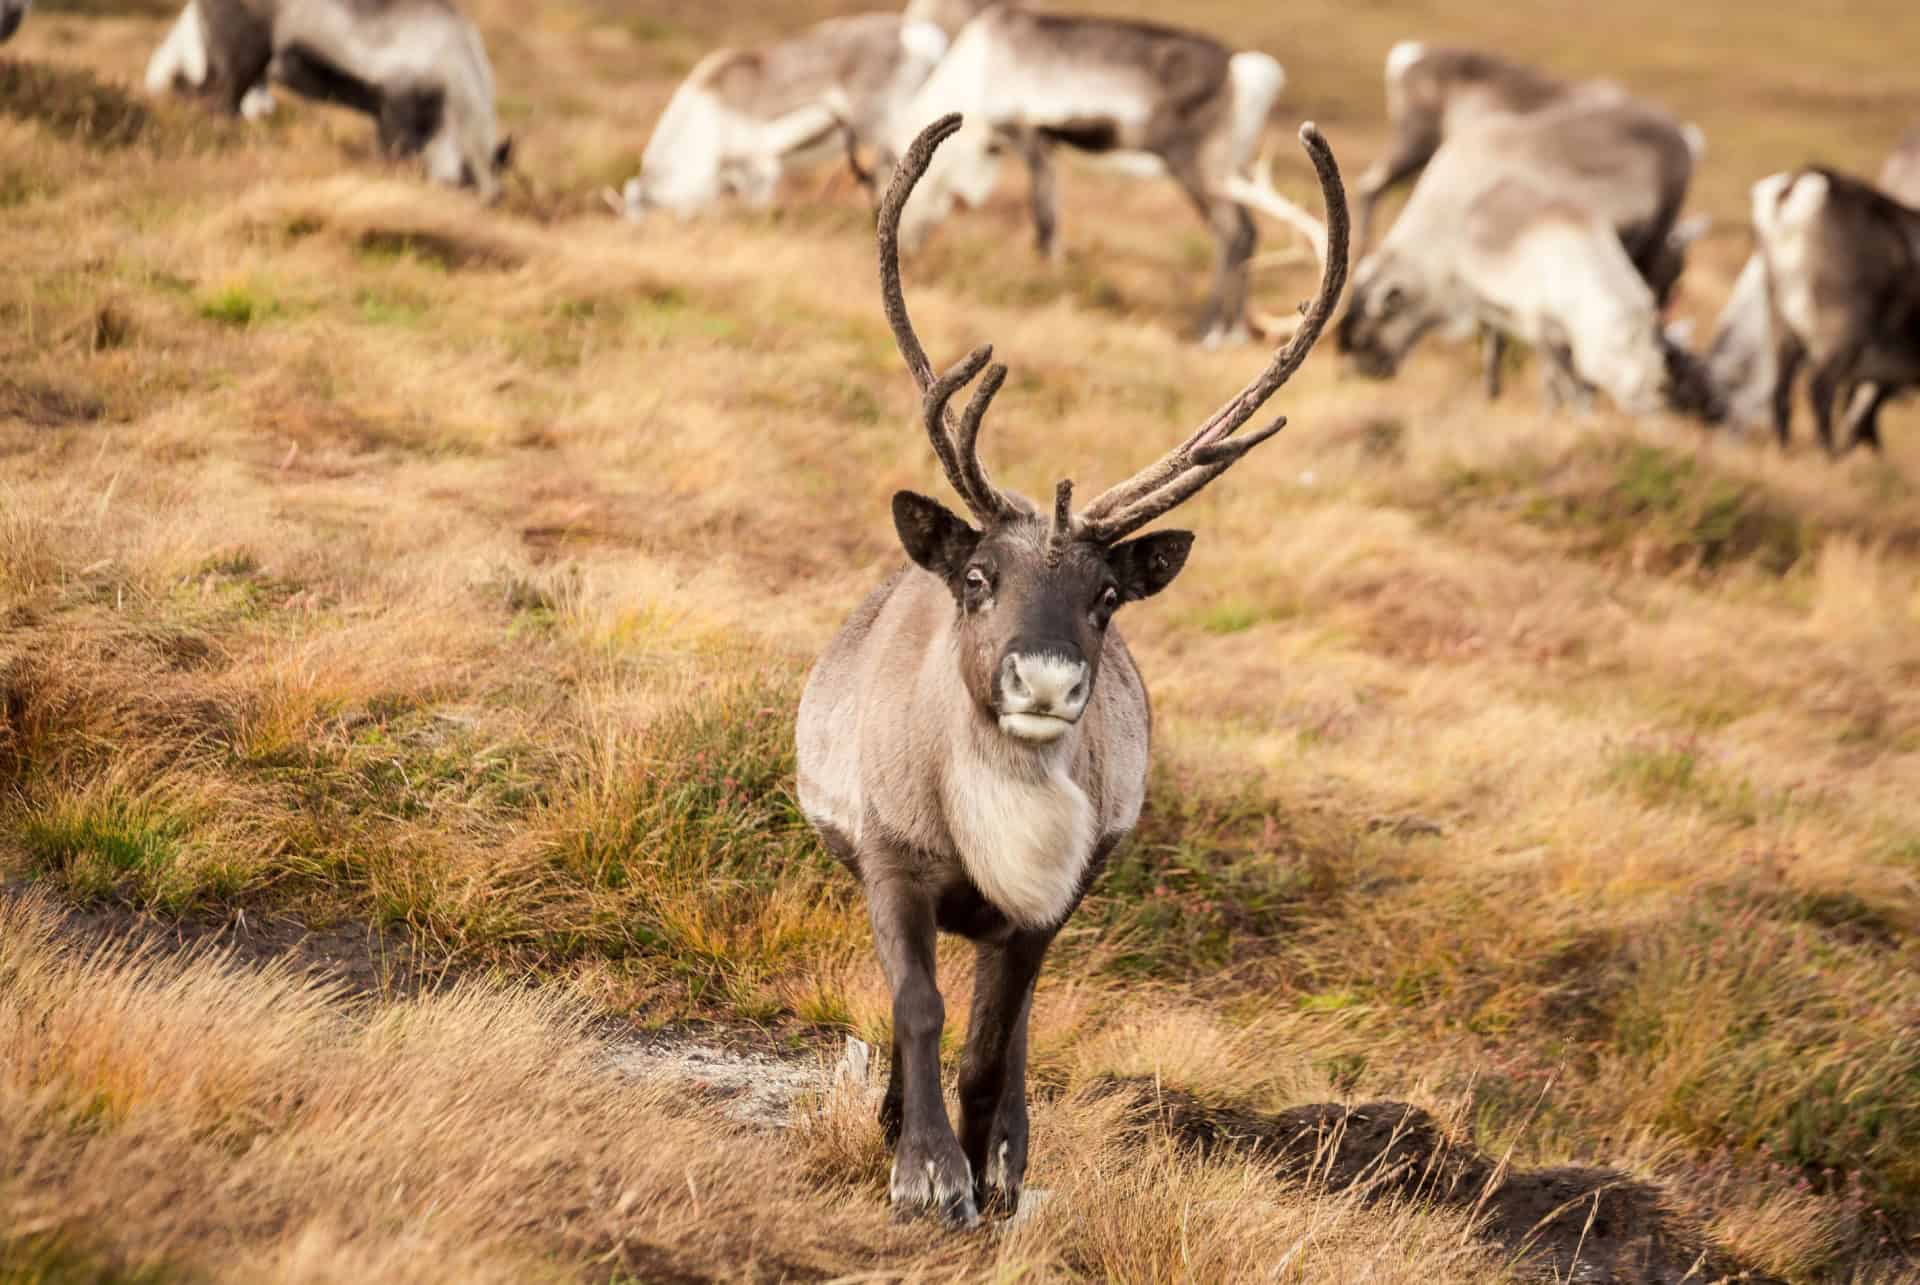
[10,0,1887,451]
[8,0,1917,1231]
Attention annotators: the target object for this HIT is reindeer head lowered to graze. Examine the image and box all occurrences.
[795,111,1347,1228]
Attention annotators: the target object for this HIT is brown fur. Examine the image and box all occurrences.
[1758,167,1920,453]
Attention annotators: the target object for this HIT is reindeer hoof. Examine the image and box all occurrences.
[890,1139,979,1230]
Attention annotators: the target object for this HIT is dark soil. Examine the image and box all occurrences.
[0,878,454,1001]
[1099,1079,1784,1285]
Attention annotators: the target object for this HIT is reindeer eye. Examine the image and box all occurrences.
[1095,587,1119,619]
[1379,286,1406,317]
[964,567,991,594]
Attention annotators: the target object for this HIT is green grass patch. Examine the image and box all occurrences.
[353,287,431,328]
[1606,739,1764,825]
[1083,772,1349,979]
[15,792,239,910]
[1528,442,1810,574]
[197,283,277,328]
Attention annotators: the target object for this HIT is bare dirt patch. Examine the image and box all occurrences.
[0,880,454,1001]
[1105,1081,1781,1285]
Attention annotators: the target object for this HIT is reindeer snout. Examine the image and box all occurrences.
[998,650,1090,724]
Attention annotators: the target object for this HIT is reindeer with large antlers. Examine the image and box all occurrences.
[796,112,1347,1226]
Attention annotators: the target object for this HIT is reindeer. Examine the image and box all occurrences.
[796,112,1347,1226]
[0,0,28,43]
[1707,133,1920,444]
[881,6,1287,347]
[145,0,510,201]
[1351,42,1570,251]
[618,13,946,220]
[1353,46,1705,298]
[1752,166,1920,453]
[1332,92,1706,408]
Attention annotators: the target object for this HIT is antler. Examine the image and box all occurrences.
[876,115,1348,545]
[877,112,1027,525]
[1075,123,1349,545]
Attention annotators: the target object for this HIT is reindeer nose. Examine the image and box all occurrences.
[999,650,1090,721]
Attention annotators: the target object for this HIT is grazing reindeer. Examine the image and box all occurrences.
[1353,45,1704,303]
[1335,93,1707,409]
[1352,42,1568,250]
[145,0,510,201]
[795,113,1348,1226]
[1708,132,1920,439]
[619,14,947,219]
[882,7,1288,347]
[0,0,28,43]
[1753,167,1920,453]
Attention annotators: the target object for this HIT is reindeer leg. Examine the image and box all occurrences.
[957,931,1050,1216]
[865,870,977,1228]
[1840,382,1887,453]
[1807,354,1852,456]
[842,125,879,211]
[1770,333,1805,449]
[1017,131,1061,261]
[1175,160,1255,347]
[1482,329,1507,400]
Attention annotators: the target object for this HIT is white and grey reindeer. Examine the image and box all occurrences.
[882,4,1288,346]
[0,0,29,43]
[1705,127,1920,442]
[1329,92,1714,415]
[797,113,1347,1227]
[145,0,509,201]
[617,13,947,219]
[1348,42,1574,253]
[1747,165,1920,453]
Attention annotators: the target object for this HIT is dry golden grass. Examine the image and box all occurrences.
[3,0,1919,1279]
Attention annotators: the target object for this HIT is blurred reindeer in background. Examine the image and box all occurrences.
[1311,92,1715,416]
[618,13,948,220]
[1747,166,1920,453]
[1707,126,1920,445]
[145,0,510,201]
[880,6,1287,346]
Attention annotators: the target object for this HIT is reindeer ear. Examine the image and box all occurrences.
[1109,530,1194,602]
[892,491,979,580]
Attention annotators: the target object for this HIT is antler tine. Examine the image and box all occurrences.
[1085,416,1288,538]
[925,346,995,512]
[878,113,1025,523]
[956,360,1010,517]
[1078,124,1349,544]
[1047,478,1074,562]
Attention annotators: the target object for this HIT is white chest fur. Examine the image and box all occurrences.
[942,753,1095,930]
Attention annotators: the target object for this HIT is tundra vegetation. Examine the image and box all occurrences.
[1,0,1918,1282]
